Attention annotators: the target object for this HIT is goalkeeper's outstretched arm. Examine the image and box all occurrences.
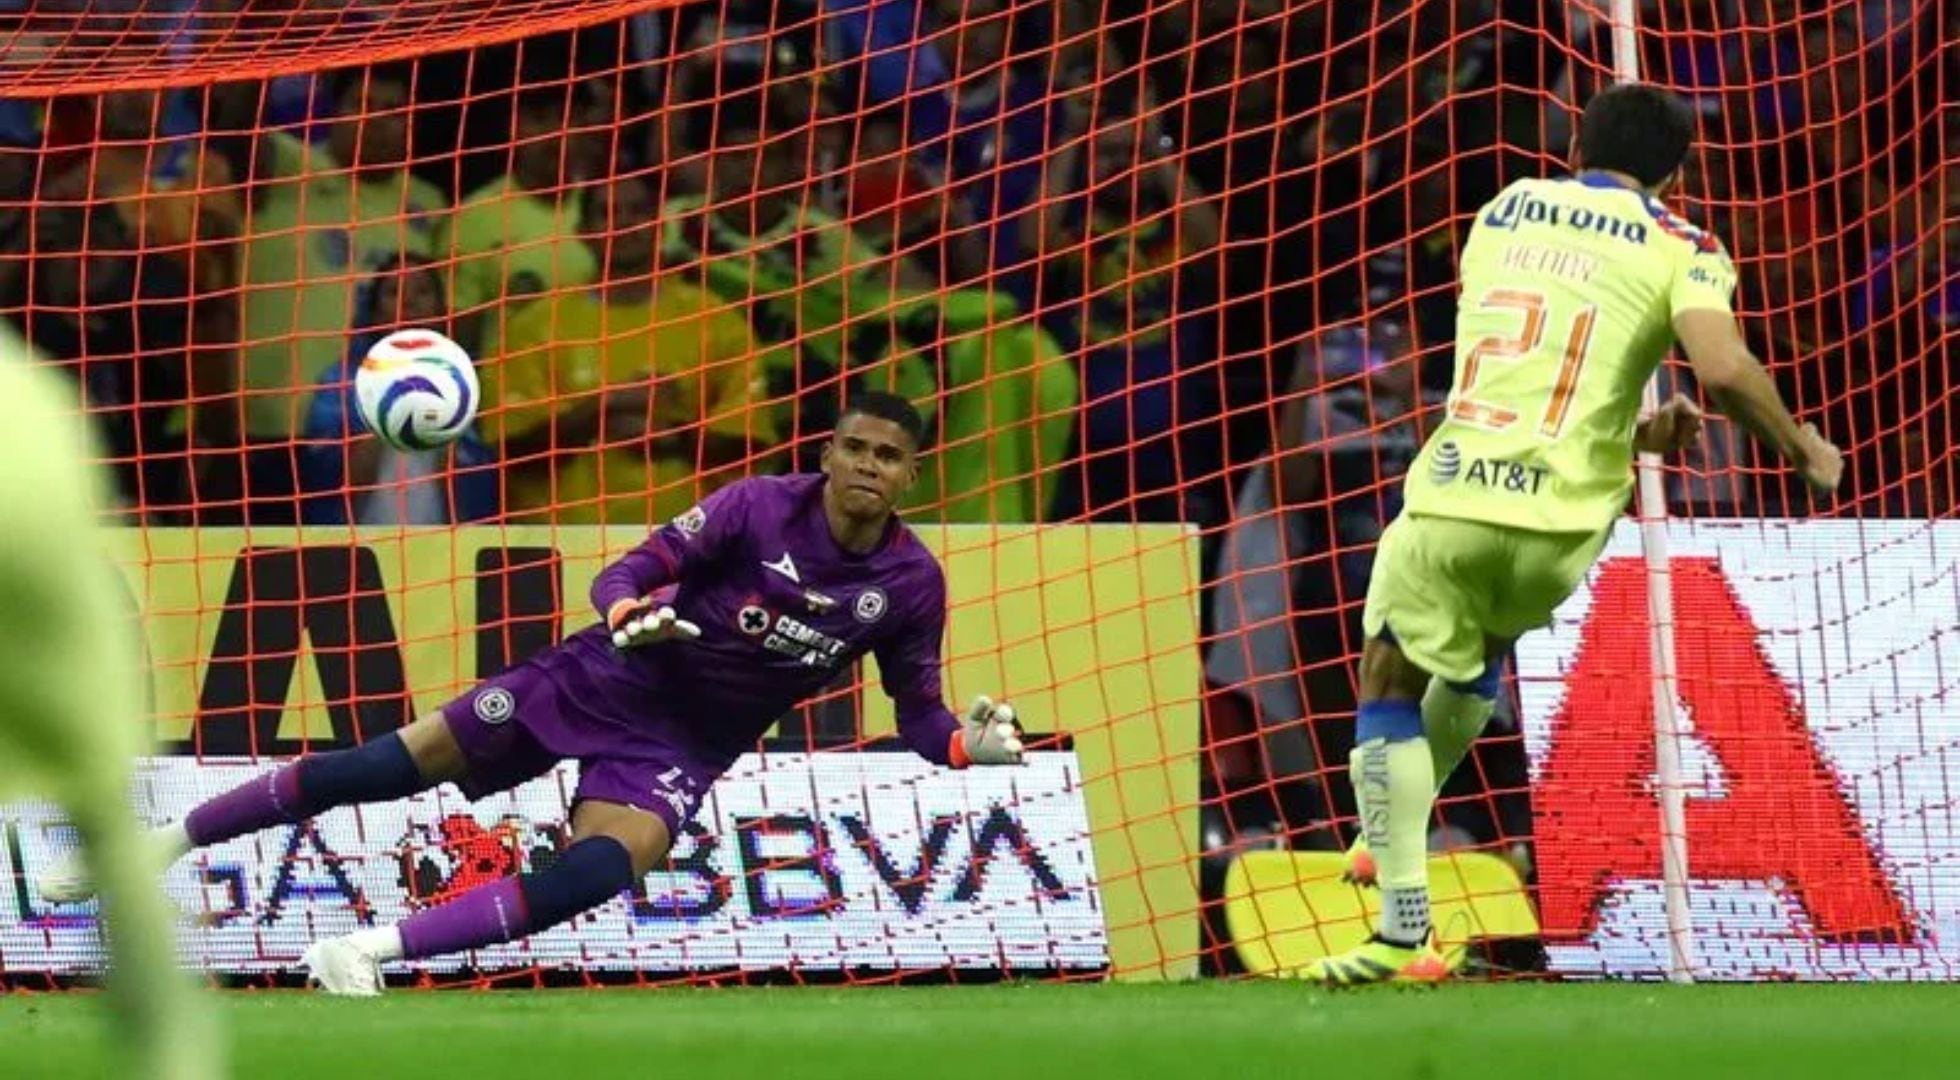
[874,571,1023,769]
[1674,308,1844,493]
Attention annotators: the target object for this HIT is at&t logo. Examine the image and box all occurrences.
[1431,441,1463,485]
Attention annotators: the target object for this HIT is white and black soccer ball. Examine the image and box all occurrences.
[354,328,480,452]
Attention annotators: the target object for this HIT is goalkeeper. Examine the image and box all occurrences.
[41,392,1028,995]
[0,326,217,1077]
[1307,84,1844,985]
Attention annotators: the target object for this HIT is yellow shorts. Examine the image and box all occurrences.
[1361,513,1610,684]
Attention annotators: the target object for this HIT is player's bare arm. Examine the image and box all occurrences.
[1674,308,1843,492]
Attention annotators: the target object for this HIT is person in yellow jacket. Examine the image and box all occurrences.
[480,172,780,525]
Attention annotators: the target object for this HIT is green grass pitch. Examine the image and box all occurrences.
[6,982,1960,1079]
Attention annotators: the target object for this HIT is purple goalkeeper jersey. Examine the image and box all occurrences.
[577,474,961,766]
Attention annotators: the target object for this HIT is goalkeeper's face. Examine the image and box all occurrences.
[821,414,919,521]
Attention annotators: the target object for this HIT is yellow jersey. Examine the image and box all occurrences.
[480,280,777,525]
[439,176,595,319]
[1404,173,1738,534]
[240,133,449,438]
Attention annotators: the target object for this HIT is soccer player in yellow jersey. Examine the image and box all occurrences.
[1305,84,1844,985]
[0,324,218,1076]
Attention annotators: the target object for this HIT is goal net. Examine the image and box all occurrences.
[0,0,1951,985]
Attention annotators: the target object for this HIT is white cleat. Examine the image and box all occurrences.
[301,935,386,997]
[34,849,96,904]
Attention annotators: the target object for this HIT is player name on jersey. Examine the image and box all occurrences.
[1499,244,1600,284]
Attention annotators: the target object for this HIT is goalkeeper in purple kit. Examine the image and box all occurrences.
[39,392,1027,995]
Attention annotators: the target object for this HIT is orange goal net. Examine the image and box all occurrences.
[0,0,1953,986]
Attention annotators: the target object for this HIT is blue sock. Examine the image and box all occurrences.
[1445,658,1503,701]
[1356,699,1424,743]
[518,835,637,929]
[294,733,426,811]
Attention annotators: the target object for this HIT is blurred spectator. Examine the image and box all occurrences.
[1204,320,1437,829]
[1548,1,1741,154]
[1201,449,1325,833]
[1654,360,1755,518]
[482,172,776,525]
[40,88,242,464]
[1364,158,1465,379]
[1178,24,1320,469]
[194,0,401,134]
[5,195,198,520]
[1174,10,1289,164]
[0,96,41,158]
[1853,168,1960,335]
[1027,86,1220,522]
[236,61,451,518]
[1844,167,1958,511]
[928,0,1069,288]
[0,114,33,261]
[662,100,1075,522]
[660,100,925,432]
[442,77,613,350]
[568,73,628,185]
[824,0,1086,291]
[819,0,952,155]
[1277,321,1439,671]
[299,255,496,526]
[1737,193,1829,354]
[844,103,988,285]
[1879,424,1957,519]
[1286,103,1376,325]
[1749,8,1862,146]
[1802,23,1874,183]
[660,1,823,200]
[41,87,215,230]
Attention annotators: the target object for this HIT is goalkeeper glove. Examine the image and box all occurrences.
[951,695,1024,767]
[607,598,702,650]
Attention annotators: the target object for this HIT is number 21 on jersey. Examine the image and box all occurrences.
[1451,288,1598,438]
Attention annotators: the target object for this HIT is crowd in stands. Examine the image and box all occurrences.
[0,1,1951,875]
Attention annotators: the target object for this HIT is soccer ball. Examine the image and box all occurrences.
[354,328,480,452]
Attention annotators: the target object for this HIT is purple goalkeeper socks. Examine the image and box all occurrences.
[184,734,426,847]
[398,836,636,960]
[399,878,531,959]
[183,766,307,848]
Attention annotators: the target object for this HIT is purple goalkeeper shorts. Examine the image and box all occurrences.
[438,644,719,838]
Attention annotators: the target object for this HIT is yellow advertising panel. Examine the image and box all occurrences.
[113,524,1202,981]
[1223,850,1539,976]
